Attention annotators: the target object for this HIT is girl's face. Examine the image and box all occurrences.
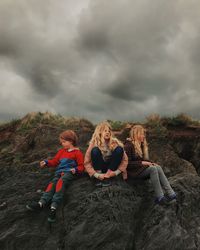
[102,127,111,140]
[60,138,73,149]
[137,130,145,142]
[132,128,146,142]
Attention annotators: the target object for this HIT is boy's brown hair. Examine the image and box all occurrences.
[59,130,78,146]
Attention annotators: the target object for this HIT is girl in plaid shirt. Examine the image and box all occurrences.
[124,125,176,205]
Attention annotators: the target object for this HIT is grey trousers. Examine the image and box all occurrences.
[138,165,175,198]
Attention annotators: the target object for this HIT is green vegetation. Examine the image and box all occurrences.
[1,112,199,133]
[1,112,93,134]
[145,113,200,128]
[18,112,66,132]
[107,120,125,131]
[0,111,200,167]
[145,114,168,138]
[161,113,200,127]
[144,113,200,138]
[0,118,21,131]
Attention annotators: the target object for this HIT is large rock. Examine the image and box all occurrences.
[0,114,200,250]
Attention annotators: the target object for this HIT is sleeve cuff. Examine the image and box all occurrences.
[44,160,48,165]
[94,172,100,178]
[114,169,121,176]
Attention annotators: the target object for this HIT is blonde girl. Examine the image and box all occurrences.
[84,121,128,187]
[124,125,176,205]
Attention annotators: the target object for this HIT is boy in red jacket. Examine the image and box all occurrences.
[26,130,84,223]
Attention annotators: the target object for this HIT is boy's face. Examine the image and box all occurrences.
[60,138,73,149]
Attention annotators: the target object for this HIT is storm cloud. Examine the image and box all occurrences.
[1,0,200,122]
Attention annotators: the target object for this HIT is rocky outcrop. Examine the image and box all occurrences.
[0,113,200,250]
[167,126,200,175]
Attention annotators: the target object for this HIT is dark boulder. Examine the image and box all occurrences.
[0,114,200,250]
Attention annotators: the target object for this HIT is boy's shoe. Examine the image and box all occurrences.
[154,196,169,206]
[102,179,111,187]
[94,179,102,187]
[166,193,177,204]
[26,201,43,212]
[48,209,56,223]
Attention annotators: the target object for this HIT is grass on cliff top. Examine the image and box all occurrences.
[1,112,200,135]
[144,113,200,138]
[0,112,94,134]
[145,113,200,128]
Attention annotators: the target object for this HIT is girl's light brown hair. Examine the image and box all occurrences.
[59,130,78,146]
[90,121,123,151]
[130,125,149,159]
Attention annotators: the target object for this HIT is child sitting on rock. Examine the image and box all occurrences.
[124,125,177,205]
[26,130,84,222]
[84,121,128,187]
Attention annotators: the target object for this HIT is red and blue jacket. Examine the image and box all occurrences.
[45,148,84,174]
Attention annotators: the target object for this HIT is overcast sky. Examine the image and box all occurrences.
[1,0,200,123]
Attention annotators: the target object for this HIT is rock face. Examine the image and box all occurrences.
[0,113,200,250]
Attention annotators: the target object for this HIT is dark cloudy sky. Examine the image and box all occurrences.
[1,0,200,122]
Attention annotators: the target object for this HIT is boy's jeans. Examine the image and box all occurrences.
[40,172,76,208]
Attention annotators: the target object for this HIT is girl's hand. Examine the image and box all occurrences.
[104,170,116,178]
[142,161,152,166]
[108,170,116,177]
[98,174,105,180]
[40,161,46,168]
[151,162,157,166]
[70,168,76,174]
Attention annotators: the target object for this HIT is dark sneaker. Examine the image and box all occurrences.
[154,196,169,206]
[95,179,102,187]
[102,179,111,187]
[166,193,177,204]
[48,209,56,223]
[26,201,42,212]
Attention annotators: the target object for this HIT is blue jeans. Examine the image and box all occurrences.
[40,172,76,208]
[91,146,123,173]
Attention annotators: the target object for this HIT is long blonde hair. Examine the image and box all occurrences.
[90,121,123,151]
[130,125,149,159]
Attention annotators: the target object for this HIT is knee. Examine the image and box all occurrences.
[91,147,101,157]
[155,165,162,172]
[148,166,158,174]
[113,146,123,155]
[62,173,73,181]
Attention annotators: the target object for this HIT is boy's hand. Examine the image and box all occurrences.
[70,168,76,174]
[40,161,46,168]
